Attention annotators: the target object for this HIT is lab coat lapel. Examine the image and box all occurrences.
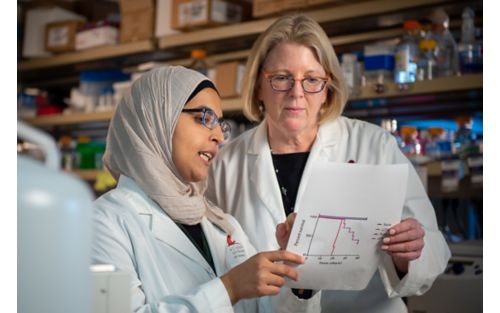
[248,122,287,224]
[201,218,225,276]
[150,209,215,276]
[118,176,215,275]
[294,119,343,212]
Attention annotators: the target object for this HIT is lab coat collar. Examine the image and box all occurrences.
[246,117,344,223]
[246,116,343,154]
[117,176,216,276]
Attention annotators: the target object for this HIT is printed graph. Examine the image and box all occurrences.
[302,214,368,259]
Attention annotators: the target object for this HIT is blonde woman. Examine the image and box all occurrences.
[207,14,450,313]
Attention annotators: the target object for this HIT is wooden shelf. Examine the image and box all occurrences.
[21,110,114,127]
[18,40,155,72]
[17,0,457,73]
[20,74,482,127]
[157,0,450,49]
[351,73,483,101]
[19,97,244,126]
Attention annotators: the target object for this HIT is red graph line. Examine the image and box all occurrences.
[330,219,344,255]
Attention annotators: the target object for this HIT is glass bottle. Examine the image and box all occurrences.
[428,8,459,77]
[394,20,422,85]
[458,7,483,74]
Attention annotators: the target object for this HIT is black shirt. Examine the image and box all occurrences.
[271,151,310,216]
[176,223,216,273]
[271,151,313,299]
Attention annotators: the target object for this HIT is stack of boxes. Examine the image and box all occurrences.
[119,0,155,43]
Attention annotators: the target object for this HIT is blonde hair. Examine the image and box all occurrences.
[242,14,348,123]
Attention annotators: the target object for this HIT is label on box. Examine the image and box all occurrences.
[48,26,69,47]
[212,0,241,23]
[178,1,208,26]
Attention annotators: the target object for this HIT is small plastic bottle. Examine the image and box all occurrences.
[341,53,360,96]
[189,49,209,76]
[399,126,422,157]
[394,20,422,85]
[454,116,479,157]
[58,135,76,171]
[425,127,446,159]
[417,39,438,81]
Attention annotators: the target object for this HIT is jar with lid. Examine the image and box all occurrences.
[189,49,209,76]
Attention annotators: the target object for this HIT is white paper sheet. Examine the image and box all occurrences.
[285,162,409,290]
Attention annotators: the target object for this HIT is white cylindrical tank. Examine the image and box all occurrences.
[18,122,94,313]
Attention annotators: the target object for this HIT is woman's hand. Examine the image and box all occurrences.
[275,213,297,250]
[220,249,304,305]
[381,217,425,274]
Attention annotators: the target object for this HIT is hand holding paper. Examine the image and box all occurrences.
[285,163,409,290]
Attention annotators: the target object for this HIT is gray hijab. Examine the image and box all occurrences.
[103,65,234,234]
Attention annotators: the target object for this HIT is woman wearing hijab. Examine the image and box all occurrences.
[91,66,321,313]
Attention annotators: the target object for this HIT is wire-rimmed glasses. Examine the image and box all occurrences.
[181,107,231,140]
[263,72,330,93]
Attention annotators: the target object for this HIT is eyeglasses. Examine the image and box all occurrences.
[263,72,330,93]
[181,107,231,140]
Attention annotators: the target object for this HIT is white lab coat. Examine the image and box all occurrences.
[92,176,320,313]
[207,116,451,313]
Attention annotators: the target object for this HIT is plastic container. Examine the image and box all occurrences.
[394,20,422,84]
[18,121,93,313]
[417,39,438,81]
[364,43,394,92]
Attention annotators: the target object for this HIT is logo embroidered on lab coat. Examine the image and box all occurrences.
[225,235,246,268]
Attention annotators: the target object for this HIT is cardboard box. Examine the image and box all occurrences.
[252,0,283,18]
[22,6,86,58]
[155,0,180,37]
[120,9,155,42]
[119,0,155,13]
[215,61,245,98]
[252,0,339,17]
[284,0,308,10]
[45,20,83,53]
[76,26,119,50]
[172,0,243,30]
[307,0,343,6]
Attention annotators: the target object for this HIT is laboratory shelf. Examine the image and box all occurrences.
[21,110,115,127]
[157,0,450,49]
[18,40,155,72]
[351,74,483,101]
[20,74,482,127]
